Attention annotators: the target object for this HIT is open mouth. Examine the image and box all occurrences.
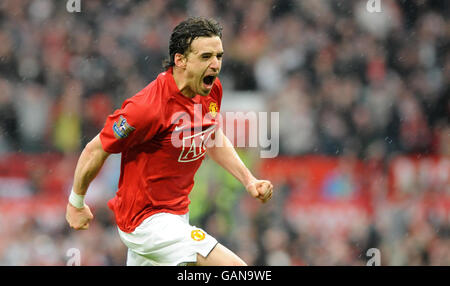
[202,75,216,87]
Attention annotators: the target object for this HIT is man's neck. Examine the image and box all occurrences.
[172,67,195,98]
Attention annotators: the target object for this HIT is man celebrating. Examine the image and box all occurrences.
[66,17,273,266]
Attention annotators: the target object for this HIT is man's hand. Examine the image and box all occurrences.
[66,203,94,230]
[246,180,274,203]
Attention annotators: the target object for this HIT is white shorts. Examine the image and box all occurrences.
[117,212,218,266]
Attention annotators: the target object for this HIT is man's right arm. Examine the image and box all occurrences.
[72,134,110,196]
[66,134,110,230]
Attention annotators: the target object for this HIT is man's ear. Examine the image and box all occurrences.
[174,53,187,69]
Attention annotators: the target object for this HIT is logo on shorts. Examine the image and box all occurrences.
[191,229,206,241]
[113,115,135,139]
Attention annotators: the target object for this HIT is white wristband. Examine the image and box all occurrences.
[69,189,86,209]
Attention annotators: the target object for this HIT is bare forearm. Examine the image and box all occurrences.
[73,135,110,195]
[206,129,256,187]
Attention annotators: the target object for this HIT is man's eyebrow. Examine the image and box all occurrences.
[200,51,224,56]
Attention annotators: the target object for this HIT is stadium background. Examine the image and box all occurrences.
[0,0,448,265]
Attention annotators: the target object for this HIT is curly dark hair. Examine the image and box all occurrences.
[162,17,223,70]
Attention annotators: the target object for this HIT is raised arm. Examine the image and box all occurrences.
[206,128,273,203]
[66,134,110,230]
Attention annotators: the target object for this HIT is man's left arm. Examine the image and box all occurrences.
[206,128,273,203]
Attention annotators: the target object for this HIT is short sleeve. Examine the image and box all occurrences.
[99,94,160,153]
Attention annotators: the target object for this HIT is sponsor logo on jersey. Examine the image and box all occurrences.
[191,229,206,241]
[113,115,135,139]
[178,125,215,163]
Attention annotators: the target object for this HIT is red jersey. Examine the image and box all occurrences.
[100,68,222,233]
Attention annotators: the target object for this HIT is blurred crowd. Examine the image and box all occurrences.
[0,0,449,265]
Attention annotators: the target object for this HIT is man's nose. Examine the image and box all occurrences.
[210,56,220,71]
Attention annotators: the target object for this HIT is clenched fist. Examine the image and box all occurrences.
[246,180,274,203]
[66,203,94,230]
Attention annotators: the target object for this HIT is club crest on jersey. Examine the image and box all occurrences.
[208,102,218,118]
[113,115,135,139]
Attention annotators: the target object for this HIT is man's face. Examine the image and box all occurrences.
[183,36,223,97]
